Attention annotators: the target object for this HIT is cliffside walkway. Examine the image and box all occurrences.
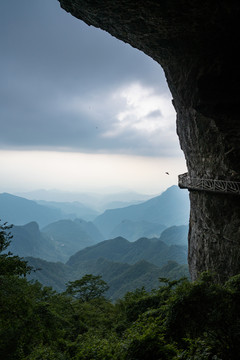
[178,173,240,195]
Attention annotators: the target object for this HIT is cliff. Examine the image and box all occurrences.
[58,0,240,282]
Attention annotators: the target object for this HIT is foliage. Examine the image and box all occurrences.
[0,221,12,252]
[120,314,178,360]
[65,274,109,301]
[24,345,66,360]
[1,221,240,359]
[70,332,120,360]
[0,221,32,277]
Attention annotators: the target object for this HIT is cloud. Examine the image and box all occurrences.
[0,0,182,157]
[96,82,180,156]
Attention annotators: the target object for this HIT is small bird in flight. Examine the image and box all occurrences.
[165,172,170,175]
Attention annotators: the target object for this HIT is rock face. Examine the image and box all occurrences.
[58,0,240,282]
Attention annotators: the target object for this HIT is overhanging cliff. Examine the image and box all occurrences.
[58,0,240,282]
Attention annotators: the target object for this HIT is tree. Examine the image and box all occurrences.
[0,221,12,252]
[0,221,71,360]
[66,274,109,302]
[0,220,32,277]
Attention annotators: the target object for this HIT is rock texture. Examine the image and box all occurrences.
[58,0,240,282]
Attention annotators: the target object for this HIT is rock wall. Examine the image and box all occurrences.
[58,0,240,282]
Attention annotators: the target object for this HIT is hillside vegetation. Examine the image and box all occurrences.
[1,222,239,360]
[68,235,187,268]
[27,256,189,300]
[26,227,188,299]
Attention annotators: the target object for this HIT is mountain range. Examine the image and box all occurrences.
[36,200,99,221]
[93,186,189,237]
[0,193,65,228]
[1,186,189,247]
[0,193,100,226]
[0,186,189,232]
[26,230,189,300]
[10,222,59,262]
[67,234,187,269]
[16,189,152,212]
[1,185,190,299]
[160,225,189,246]
[109,220,166,242]
[8,219,103,263]
[42,218,103,260]
[26,256,189,300]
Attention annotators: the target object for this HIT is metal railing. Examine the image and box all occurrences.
[178,173,240,195]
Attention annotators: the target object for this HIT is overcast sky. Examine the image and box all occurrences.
[0,0,186,197]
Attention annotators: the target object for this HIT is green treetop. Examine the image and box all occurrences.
[66,274,109,302]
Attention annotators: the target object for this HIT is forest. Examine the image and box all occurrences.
[1,220,240,360]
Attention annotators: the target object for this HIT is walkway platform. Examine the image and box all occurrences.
[178,173,240,195]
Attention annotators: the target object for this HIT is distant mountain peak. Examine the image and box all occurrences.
[24,221,40,232]
[94,185,190,238]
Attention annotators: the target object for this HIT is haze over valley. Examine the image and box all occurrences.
[0,185,190,298]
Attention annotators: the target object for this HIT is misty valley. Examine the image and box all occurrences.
[1,185,240,359]
[0,185,190,298]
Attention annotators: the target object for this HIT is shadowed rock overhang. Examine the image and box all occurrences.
[58,0,240,282]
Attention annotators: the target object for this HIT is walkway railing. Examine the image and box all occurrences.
[178,173,240,195]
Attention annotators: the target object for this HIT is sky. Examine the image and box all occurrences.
[0,0,187,198]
